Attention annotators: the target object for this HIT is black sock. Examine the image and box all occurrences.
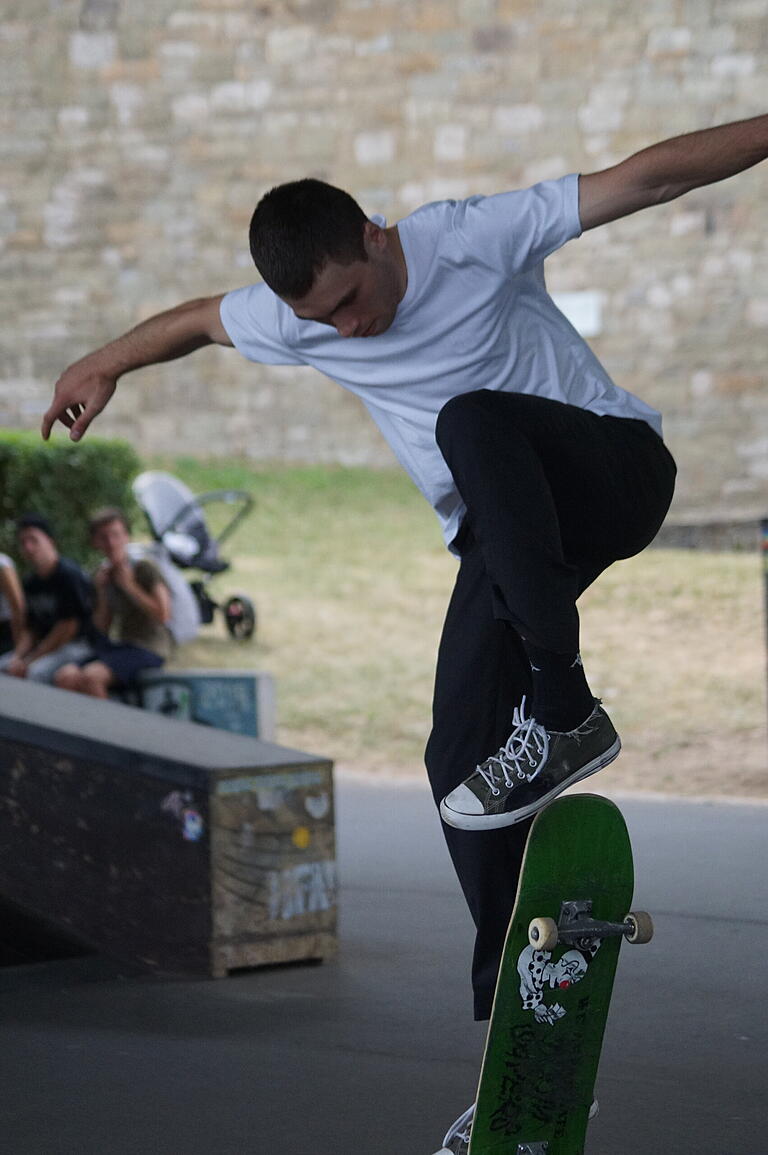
[522,642,594,732]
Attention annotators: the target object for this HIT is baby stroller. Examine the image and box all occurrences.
[132,470,257,640]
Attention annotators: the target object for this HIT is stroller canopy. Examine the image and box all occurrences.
[132,471,231,573]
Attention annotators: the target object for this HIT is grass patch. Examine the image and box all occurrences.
[148,460,454,771]
[147,459,767,797]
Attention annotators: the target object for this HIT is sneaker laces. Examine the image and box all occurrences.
[442,1103,475,1147]
[476,698,549,793]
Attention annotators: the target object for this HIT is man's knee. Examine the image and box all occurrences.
[435,389,495,456]
[80,663,112,697]
[53,664,82,691]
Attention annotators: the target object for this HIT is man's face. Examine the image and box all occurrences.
[92,518,129,562]
[283,222,404,339]
[18,527,57,572]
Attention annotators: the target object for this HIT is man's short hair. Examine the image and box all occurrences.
[88,507,130,536]
[249,178,369,299]
[16,512,56,542]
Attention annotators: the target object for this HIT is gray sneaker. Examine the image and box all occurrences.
[440,700,620,830]
[431,1099,599,1152]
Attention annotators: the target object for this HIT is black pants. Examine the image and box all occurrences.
[425,390,677,1019]
[0,621,12,655]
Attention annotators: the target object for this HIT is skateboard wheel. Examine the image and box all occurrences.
[528,917,559,951]
[625,910,654,944]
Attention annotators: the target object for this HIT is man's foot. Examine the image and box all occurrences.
[431,1099,599,1152]
[440,700,620,830]
[432,1103,474,1155]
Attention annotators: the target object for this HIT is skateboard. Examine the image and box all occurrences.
[468,793,653,1155]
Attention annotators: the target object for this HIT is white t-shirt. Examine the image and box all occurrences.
[221,174,662,549]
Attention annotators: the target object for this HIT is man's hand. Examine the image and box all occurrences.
[5,655,28,678]
[42,357,118,442]
[109,559,134,593]
[40,295,232,442]
[116,563,172,625]
[93,562,112,590]
[579,113,768,231]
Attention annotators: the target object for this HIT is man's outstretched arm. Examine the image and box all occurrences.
[42,294,233,442]
[579,113,768,231]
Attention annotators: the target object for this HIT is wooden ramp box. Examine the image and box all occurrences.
[0,679,336,977]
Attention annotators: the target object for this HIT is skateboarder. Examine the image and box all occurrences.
[41,113,767,1149]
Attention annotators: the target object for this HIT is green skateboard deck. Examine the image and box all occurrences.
[469,793,649,1155]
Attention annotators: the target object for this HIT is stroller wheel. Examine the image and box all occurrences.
[224,594,256,640]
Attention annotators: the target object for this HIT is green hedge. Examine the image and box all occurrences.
[0,430,142,566]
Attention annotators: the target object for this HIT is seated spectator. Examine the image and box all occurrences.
[54,508,173,699]
[0,551,25,655]
[0,514,93,681]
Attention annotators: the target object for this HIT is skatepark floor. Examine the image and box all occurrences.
[1,776,766,1155]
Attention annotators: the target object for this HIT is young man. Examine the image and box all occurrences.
[53,508,172,699]
[42,115,766,1149]
[0,514,93,682]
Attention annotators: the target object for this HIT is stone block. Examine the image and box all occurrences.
[433,123,466,162]
[746,299,768,327]
[354,129,395,166]
[159,40,202,62]
[167,11,221,34]
[68,31,117,70]
[711,54,755,77]
[266,26,315,65]
[522,156,570,184]
[577,83,630,134]
[354,33,393,55]
[690,371,714,399]
[57,106,90,130]
[694,26,736,55]
[210,80,272,112]
[171,92,211,122]
[109,83,145,127]
[647,26,692,55]
[493,104,544,135]
[473,24,516,53]
[551,291,605,338]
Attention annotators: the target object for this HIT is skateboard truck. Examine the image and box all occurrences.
[528,900,654,951]
[516,1144,548,1154]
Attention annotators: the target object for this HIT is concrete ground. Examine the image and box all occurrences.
[1,776,766,1155]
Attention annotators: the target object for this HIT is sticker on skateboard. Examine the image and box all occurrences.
[517,939,600,1023]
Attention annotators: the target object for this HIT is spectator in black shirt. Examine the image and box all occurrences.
[0,514,93,683]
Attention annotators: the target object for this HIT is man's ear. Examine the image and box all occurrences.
[363,219,387,254]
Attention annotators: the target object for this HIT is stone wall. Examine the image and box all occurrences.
[2,0,768,516]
